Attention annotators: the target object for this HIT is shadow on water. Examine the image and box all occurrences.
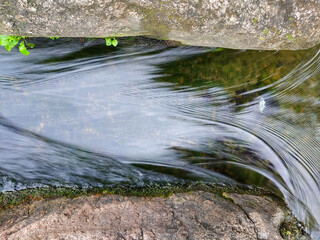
[0,39,320,237]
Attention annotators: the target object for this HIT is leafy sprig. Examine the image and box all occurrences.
[0,36,118,55]
[0,35,34,55]
[105,37,118,47]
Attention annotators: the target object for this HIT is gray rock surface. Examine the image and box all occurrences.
[0,0,320,50]
[0,191,297,240]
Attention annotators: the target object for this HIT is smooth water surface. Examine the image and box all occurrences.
[0,39,320,237]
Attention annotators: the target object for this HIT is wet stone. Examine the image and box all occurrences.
[0,191,309,239]
[0,0,319,50]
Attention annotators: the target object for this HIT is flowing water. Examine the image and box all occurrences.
[0,39,320,238]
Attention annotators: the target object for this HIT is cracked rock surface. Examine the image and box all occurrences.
[0,191,295,239]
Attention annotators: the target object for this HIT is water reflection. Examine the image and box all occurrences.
[0,39,319,237]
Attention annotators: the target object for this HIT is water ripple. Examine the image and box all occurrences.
[0,40,320,237]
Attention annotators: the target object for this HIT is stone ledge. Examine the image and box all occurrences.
[0,0,319,50]
[0,191,310,239]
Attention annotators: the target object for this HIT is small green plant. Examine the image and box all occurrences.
[287,34,294,40]
[105,37,118,47]
[0,35,34,55]
[262,28,269,35]
[0,36,118,55]
[252,18,259,24]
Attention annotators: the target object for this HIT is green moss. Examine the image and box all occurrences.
[0,182,273,210]
[280,216,311,240]
[141,8,170,37]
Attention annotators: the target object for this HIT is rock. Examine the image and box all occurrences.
[0,191,308,239]
[227,193,284,240]
[0,0,319,50]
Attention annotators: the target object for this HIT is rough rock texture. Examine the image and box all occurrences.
[0,0,319,50]
[0,191,290,240]
[227,193,285,240]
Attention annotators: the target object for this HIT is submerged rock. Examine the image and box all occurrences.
[0,191,309,239]
[0,0,319,50]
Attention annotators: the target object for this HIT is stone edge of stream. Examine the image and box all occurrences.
[0,182,311,239]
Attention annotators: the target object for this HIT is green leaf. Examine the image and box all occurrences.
[112,38,118,47]
[212,47,224,53]
[5,44,13,52]
[27,43,35,48]
[5,37,20,52]
[105,38,112,46]
[0,35,9,46]
[19,42,29,55]
[9,37,20,46]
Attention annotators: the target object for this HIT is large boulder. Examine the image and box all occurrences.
[0,191,310,239]
[0,0,319,50]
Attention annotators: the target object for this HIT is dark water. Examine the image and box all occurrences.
[0,39,320,237]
